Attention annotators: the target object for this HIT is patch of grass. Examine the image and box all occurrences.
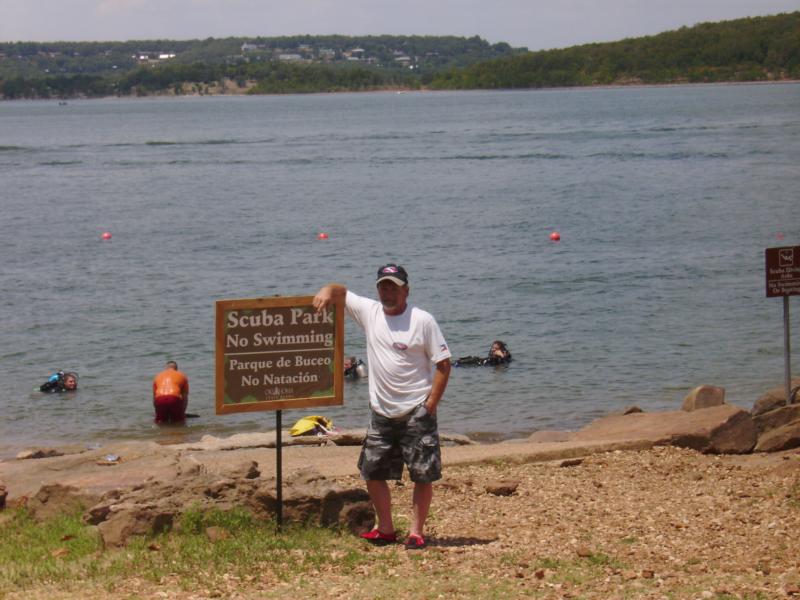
[534,556,563,570]
[531,553,627,588]
[585,551,617,567]
[0,507,102,591]
[0,506,382,596]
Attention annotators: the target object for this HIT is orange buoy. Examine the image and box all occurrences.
[317,232,329,240]
[550,231,561,242]
[101,232,112,240]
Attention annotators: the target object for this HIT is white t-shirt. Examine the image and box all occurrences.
[346,290,451,418]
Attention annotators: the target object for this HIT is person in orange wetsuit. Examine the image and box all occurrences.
[152,360,189,424]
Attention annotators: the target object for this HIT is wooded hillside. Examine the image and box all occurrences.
[430,12,800,89]
[1,12,798,99]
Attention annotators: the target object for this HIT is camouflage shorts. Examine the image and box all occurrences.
[358,403,442,484]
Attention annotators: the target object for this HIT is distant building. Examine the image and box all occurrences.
[134,52,175,63]
[278,53,303,62]
[241,43,258,53]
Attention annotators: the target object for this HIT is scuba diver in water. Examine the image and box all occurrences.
[485,340,512,365]
[344,356,368,379]
[453,340,512,367]
[39,371,79,393]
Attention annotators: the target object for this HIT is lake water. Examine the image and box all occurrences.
[1,84,799,458]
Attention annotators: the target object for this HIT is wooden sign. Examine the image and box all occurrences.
[766,246,800,298]
[215,296,344,414]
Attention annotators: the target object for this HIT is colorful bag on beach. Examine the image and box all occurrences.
[289,415,334,437]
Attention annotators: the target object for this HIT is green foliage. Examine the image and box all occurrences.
[0,508,103,591]
[0,34,520,84]
[1,13,797,99]
[430,11,800,89]
[0,34,513,98]
[0,506,376,596]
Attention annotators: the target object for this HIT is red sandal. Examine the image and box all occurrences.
[359,529,397,545]
[404,534,427,550]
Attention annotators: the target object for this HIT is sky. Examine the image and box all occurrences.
[1,0,798,50]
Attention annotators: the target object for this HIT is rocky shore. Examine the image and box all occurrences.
[2,379,800,598]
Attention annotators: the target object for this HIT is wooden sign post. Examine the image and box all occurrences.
[215,295,344,526]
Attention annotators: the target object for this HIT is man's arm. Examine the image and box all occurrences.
[424,358,451,416]
[313,283,347,313]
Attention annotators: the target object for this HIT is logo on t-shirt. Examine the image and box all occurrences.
[392,342,408,351]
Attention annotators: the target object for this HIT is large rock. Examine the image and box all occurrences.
[753,404,800,435]
[755,420,800,453]
[95,503,176,548]
[84,461,372,547]
[251,470,373,532]
[23,484,100,521]
[572,404,757,454]
[682,385,725,412]
[752,378,800,416]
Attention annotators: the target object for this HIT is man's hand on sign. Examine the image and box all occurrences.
[313,284,346,314]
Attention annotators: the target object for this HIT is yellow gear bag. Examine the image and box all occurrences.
[289,415,334,437]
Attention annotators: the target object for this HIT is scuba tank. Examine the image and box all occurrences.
[355,360,368,378]
[40,371,65,393]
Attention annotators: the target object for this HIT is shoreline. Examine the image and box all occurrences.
[5,400,800,597]
[0,398,775,499]
[4,77,799,103]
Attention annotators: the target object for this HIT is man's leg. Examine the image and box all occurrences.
[410,482,433,537]
[366,479,394,533]
[402,404,441,544]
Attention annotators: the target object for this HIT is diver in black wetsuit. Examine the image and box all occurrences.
[39,371,78,393]
[344,356,368,379]
[453,341,512,367]
[485,340,512,365]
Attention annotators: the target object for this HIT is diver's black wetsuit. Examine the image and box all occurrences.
[39,371,77,393]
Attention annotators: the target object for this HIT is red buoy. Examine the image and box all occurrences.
[317,232,329,240]
[550,231,561,242]
[101,232,112,240]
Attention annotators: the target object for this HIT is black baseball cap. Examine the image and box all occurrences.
[376,264,409,286]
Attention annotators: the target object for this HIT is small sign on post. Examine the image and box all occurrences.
[765,246,799,407]
[215,295,344,528]
[766,246,800,298]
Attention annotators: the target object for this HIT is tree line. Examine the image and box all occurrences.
[429,12,800,89]
[0,35,521,80]
[1,12,798,99]
[0,61,421,99]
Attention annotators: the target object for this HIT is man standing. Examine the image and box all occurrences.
[314,264,451,550]
[152,360,189,424]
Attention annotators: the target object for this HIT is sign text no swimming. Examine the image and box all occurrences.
[215,296,344,414]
